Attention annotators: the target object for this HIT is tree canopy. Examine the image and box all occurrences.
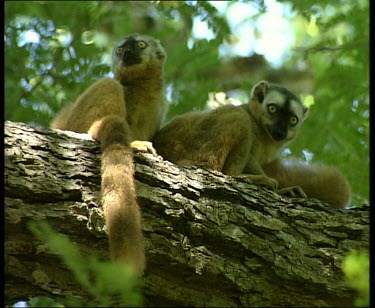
[5,0,369,201]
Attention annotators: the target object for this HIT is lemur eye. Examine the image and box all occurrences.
[116,47,123,55]
[289,116,298,125]
[268,104,277,113]
[137,41,147,49]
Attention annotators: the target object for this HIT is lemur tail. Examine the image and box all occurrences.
[96,115,145,276]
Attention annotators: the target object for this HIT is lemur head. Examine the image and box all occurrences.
[249,80,308,143]
[112,34,166,82]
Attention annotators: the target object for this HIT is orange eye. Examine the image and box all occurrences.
[289,116,298,125]
[116,47,123,54]
[138,41,147,49]
[268,105,277,113]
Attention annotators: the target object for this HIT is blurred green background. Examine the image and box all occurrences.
[4,0,369,204]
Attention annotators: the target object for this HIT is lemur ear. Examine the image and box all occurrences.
[156,49,166,60]
[251,80,269,104]
[302,105,309,120]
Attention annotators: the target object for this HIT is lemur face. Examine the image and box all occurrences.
[251,81,308,143]
[112,34,166,73]
[115,37,147,66]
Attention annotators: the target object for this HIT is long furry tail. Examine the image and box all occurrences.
[91,115,145,275]
[263,158,352,209]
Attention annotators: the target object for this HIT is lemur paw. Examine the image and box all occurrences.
[131,140,158,156]
[236,174,278,191]
[277,186,307,198]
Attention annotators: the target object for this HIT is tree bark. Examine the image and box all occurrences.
[5,121,369,307]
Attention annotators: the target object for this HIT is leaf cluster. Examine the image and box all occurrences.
[13,221,144,307]
[343,251,369,307]
[283,0,369,200]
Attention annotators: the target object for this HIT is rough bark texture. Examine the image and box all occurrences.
[5,121,369,307]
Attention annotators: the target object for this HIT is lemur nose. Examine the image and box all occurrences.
[124,47,133,55]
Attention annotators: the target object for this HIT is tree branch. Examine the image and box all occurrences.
[5,121,369,307]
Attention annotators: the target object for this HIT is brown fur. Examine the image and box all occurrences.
[50,34,166,275]
[153,81,351,208]
[153,81,302,189]
[263,158,351,208]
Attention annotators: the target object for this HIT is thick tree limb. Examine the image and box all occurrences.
[5,121,369,307]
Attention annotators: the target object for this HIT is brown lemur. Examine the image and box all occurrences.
[152,81,351,209]
[50,34,166,275]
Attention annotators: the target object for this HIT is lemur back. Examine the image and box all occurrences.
[153,81,307,176]
[153,81,351,208]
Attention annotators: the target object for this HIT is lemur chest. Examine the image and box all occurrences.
[123,88,163,141]
[252,141,280,166]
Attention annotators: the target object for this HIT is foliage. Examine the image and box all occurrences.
[4,2,368,199]
[282,0,369,201]
[343,251,369,307]
[12,221,143,307]
[13,296,64,308]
